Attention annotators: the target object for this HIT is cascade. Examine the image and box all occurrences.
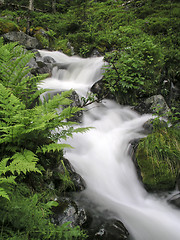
[38,50,180,240]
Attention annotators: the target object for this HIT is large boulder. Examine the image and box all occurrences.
[135,94,171,117]
[135,123,179,192]
[3,31,39,49]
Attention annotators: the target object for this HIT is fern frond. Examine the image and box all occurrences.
[59,106,84,120]
[0,83,25,120]
[37,143,73,154]
[0,150,41,175]
[0,187,10,200]
[0,176,16,185]
[0,158,9,175]
[42,93,72,114]
[9,150,41,175]
[0,43,34,85]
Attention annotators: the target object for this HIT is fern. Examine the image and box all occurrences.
[0,39,47,108]
[0,187,10,200]
[0,40,88,239]
[37,143,73,154]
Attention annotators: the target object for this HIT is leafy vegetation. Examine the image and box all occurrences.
[0,0,179,107]
[0,0,179,232]
[136,117,180,192]
[0,40,87,239]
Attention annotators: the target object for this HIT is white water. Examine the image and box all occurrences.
[38,50,180,240]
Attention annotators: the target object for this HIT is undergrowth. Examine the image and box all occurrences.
[0,39,87,239]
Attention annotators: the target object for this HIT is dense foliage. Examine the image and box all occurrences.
[0,0,180,237]
[0,0,179,106]
[0,40,87,239]
[136,120,180,191]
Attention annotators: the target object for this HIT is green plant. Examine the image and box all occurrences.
[0,40,88,239]
[103,35,164,104]
[0,186,86,239]
[136,122,180,191]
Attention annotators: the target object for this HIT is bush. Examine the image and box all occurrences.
[103,35,164,104]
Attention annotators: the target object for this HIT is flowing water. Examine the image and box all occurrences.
[38,50,180,240]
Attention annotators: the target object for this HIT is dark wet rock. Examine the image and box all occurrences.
[72,195,129,240]
[129,139,143,183]
[51,197,90,228]
[134,101,149,115]
[3,31,39,49]
[168,193,180,209]
[91,78,114,101]
[33,51,55,75]
[53,158,86,192]
[177,178,180,191]
[68,90,83,123]
[53,62,70,70]
[43,56,56,64]
[93,219,129,240]
[26,56,39,75]
[142,119,154,134]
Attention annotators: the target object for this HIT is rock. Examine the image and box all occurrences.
[53,62,70,70]
[53,158,86,192]
[26,56,39,75]
[33,28,50,49]
[93,219,129,240]
[67,41,75,55]
[68,90,83,122]
[0,19,19,34]
[43,56,56,64]
[134,95,171,117]
[168,193,180,209]
[51,197,90,228]
[142,119,154,134]
[91,78,114,101]
[3,31,39,49]
[31,50,54,75]
[73,196,129,240]
[90,49,101,57]
[135,128,178,192]
[144,94,171,116]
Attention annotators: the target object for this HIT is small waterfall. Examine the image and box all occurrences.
[38,50,180,240]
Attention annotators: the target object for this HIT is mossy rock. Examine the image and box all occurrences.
[136,126,179,192]
[0,18,19,34]
[33,27,50,49]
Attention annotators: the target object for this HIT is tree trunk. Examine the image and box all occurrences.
[29,0,34,11]
[27,0,34,34]
[52,0,56,13]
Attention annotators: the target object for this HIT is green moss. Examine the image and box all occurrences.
[0,18,19,34]
[33,28,49,48]
[136,125,180,192]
